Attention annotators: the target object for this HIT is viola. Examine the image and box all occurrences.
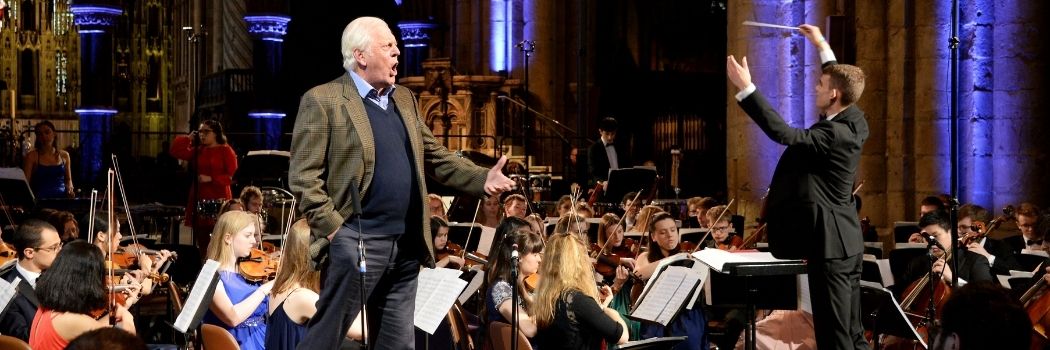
[524,273,541,293]
[239,248,279,282]
[435,242,464,268]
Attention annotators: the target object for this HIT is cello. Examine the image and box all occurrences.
[898,249,954,345]
[1021,265,1050,349]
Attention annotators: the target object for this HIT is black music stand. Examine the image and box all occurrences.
[860,281,926,349]
[604,167,657,204]
[697,251,807,350]
[0,167,35,208]
[614,336,688,350]
[448,223,484,253]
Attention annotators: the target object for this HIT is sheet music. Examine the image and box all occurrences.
[797,274,812,314]
[692,249,786,273]
[174,259,220,333]
[477,226,496,256]
[633,253,692,309]
[863,254,895,287]
[458,267,485,305]
[415,267,468,334]
[631,266,700,326]
[1022,249,1050,258]
[0,277,21,316]
[894,243,928,250]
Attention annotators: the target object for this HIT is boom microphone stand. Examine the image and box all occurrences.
[516,40,536,169]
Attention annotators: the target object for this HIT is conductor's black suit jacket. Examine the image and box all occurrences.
[738,83,868,260]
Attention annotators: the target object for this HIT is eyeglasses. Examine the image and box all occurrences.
[34,242,63,252]
[712,226,732,233]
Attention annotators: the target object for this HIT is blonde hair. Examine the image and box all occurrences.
[532,232,599,328]
[206,211,258,267]
[272,219,321,295]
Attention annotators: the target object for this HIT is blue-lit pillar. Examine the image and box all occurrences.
[244,14,290,150]
[397,21,438,77]
[71,4,121,182]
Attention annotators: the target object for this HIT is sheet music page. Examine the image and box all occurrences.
[174,259,220,333]
[797,274,812,314]
[415,267,467,334]
[894,243,928,250]
[692,249,782,273]
[1022,249,1050,258]
[878,259,895,287]
[477,226,496,256]
[630,266,698,326]
[634,253,691,309]
[0,277,21,315]
[458,267,485,305]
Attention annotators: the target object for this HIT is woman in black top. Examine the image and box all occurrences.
[533,232,628,350]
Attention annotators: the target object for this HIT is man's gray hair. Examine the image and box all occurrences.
[341,16,389,73]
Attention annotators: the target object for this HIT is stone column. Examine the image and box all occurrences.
[71,4,121,182]
[398,20,438,78]
[244,14,289,150]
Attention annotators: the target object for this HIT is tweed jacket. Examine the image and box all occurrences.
[289,74,489,266]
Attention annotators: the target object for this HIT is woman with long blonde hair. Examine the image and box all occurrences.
[533,233,628,350]
[202,211,274,350]
[266,219,320,349]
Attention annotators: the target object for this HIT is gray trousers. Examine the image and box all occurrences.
[298,227,421,350]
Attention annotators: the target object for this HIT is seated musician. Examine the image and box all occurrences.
[575,202,595,219]
[203,210,274,350]
[86,213,171,297]
[919,195,946,216]
[240,186,278,235]
[0,219,61,341]
[37,208,79,243]
[931,282,1030,350]
[896,210,993,297]
[633,212,708,350]
[704,205,742,250]
[266,219,321,350]
[1004,202,1043,254]
[594,213,641,340]
[427,193,448,221]
[524,214,546,240]
[554,214,589,244]
[220,198,245,215]
[685,196,717,229]
[621,192,642,229]
[504,193,529,219]
[628,205,664,234]
[485,224,544,340]
[956,204,1021,275]
[30,241,137,350]
[431,216,465,269]
[533,233,629,350]
[556,195,575,218]
[478,195,503,228]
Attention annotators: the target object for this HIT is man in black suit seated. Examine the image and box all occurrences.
[0,219,62,341]
[895,210,994,298]
[727,24,869,349]
[587,117,630,186]
[956,204,1021,275]
[1003,202,1044,254]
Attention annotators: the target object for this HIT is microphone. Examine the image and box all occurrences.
[349,184,363,218]
[921,232,946,252]
[511,243,519,260]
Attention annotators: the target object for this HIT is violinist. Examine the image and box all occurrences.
[29,241,136,350]
[431,216,465,269]
[685,196,717,229]
[478,194,503,228]
[956,204,1020,275]
[896,210,993,298]
[0,219,61,341]
[555,195,575,217]
[38,208,79,243]
[594,213,641,340]
[524,214,546,239]
[621,192,642,229]
[203,211,274,350]
[427,193,447,221]
[554,214,589,244]
[633,212,707,350]
[504,193,529,219]
[533,233,629,350]
[220,198,246,214]
[87,213,172,296]
[705,205,742,251]
[629,205,663,234]
[485,219,544,340]
[1004,202,1044,254]
[265,219,321,350]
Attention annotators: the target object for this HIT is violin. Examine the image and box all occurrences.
[593,238,638,278]
[715,235,744,251]
[739,223,767,250]
[238,248,279,282]
[524,273,541,293]
[436,242,465,268]
[960,206,1016,246]
[0,242,16,265]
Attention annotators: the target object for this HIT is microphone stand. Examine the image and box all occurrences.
[922,234,945,327]
[947,0,961,290]
[510,243,520,350]
[516,40,536,169]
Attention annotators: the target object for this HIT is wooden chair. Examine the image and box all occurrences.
[0,335,31,350]
[488,321,530,350]
[201,323,240,350]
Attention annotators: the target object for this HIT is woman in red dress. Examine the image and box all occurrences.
[170,119,238,252]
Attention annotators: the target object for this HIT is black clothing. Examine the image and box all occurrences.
[0,265,39,341]
[535,289,623,350]
[586,140,629,184]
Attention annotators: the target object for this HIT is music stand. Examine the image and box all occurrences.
[604,167,657,204]
[860,281,926,349]
[0,167,35,208]
[448,223,484,253]
[614,336,688,350]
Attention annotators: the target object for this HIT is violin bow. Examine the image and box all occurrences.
[111,154,145,255]
[460,198,483,260]
[852,180,865,196]
[87,190,98,244]
[275,196,297,276]
[691,198,735,254]
[106,169,118,325]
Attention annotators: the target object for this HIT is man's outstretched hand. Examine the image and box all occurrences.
[485,156,517,195]
[726,55,752,91]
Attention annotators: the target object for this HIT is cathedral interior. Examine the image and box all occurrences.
[1,0,1048,239]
